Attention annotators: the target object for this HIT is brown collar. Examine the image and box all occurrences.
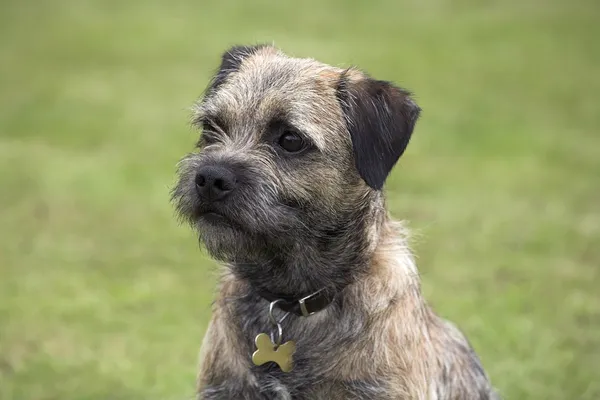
[256,288,335,317]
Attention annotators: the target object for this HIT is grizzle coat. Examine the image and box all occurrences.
[172,44,498,400]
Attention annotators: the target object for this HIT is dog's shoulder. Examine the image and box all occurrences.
[426,317,500,400]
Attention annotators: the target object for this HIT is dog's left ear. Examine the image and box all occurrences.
[205,44,270,95]
[336,74,421,190]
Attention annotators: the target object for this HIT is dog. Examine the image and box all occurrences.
[172,44,498,400]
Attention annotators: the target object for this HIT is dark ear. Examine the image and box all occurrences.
[336,74,421,190]
[205,44,269,95]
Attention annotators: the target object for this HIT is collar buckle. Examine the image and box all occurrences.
[256,287,333,317]
[298,289,325,317]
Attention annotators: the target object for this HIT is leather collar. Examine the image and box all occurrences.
[256,288,335,317]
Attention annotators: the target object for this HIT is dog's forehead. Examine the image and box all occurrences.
[198,51,355,150]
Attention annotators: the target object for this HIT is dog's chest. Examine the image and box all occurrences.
[249,367,391,400]
[233,303,392,399]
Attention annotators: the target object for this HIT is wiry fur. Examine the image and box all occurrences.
[172,44,498,399]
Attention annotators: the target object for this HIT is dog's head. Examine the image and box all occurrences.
[172,45,420,275]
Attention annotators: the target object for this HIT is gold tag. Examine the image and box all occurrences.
[251,333,296,372]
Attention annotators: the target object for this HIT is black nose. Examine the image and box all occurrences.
[195,165,237,201]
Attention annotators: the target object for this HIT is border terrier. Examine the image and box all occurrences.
[172,44,498,399]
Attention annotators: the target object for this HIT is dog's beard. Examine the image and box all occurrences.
[174,174,374,298]
[194,204,300,263]
[172,172,299,264]
[197,221,263,262]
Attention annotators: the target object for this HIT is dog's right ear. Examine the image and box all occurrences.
[205,44,269,95]
[336,72,421,191]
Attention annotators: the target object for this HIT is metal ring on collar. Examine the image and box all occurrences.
[268,299,290,326]
[270,322,284,347]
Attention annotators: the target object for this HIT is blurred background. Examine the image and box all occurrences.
[1,0,598,399]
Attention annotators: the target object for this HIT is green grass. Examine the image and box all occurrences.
[1,0,599,398]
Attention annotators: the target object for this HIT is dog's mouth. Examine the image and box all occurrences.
[195,207,247,232]
[198,210,229,224]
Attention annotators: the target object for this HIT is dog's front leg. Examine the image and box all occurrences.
[198,371,289,400]
[198,382,266,400]
[197,314,285,400]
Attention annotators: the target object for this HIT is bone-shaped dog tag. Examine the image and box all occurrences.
[252,333,296,372]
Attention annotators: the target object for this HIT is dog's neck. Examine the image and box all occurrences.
[230,197,391,305]
[222,216,421,322]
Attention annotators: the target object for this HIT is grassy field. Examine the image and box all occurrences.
[1,0,599,399]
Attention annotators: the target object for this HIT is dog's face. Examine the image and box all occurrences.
[173,45,420,269]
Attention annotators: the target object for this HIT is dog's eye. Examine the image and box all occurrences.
[198,134,217,148]
[202,120,217,134]
[201,121,219,146]
[278,131,305,153]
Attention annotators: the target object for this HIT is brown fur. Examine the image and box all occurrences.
[172,44,498,399]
